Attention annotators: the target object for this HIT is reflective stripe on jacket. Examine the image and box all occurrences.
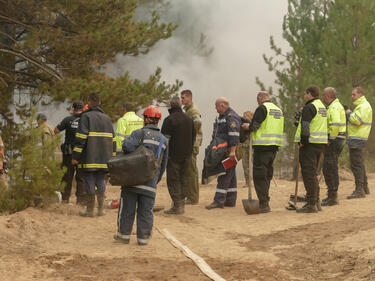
[72,106,116,171]
[295,99,328,144]
[115,111,144,151]
[347,96,372,142]
[327,98,346,140]
[252,102,284,146]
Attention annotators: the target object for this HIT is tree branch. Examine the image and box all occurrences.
[0,47,63,81]
[0,14,29,28]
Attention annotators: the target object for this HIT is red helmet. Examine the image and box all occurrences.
[142,105,162,119]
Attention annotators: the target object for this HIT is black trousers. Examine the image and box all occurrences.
[61,154,86,201]
[253,149,277,204]
[323,139,345,192]
[166,158,189,204]
[299,144,325,204]
[349,146,368,192]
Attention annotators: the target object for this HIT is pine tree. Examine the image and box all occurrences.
[0,0,182,132]
[257,0,375,171]
[0,110,64,213]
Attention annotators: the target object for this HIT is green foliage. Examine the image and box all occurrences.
[257,0,375,170]
[0,110,64,213]
[0,0,181,129]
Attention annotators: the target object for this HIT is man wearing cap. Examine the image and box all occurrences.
[115,103,144,152]
[55,101,86,204]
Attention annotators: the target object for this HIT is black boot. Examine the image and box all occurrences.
[316,200,322,211]
[259,201,271,213]
[296,203,318,213]
[364,186,370,195]
[205,202,224,210]
[79,194,95,217]
[164,201,184,214]
[347,188,365,199]
[321,191,338,206]
[97,192,106,216]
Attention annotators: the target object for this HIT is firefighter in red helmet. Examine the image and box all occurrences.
[114,105,168,246]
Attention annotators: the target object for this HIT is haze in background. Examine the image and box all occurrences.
[43,0,289,178]
[105,0,289,176]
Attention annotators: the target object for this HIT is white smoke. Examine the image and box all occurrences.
[105,0,289,176]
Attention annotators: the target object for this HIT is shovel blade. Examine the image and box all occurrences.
[242,199,260,215]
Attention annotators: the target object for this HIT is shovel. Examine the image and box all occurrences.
[286,144,300,210]
[242,135,260,214]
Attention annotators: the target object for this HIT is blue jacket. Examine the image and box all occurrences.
[212,107,241,148]
[122,124,168,198]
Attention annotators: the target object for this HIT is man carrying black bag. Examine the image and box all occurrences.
[114,105,168,246]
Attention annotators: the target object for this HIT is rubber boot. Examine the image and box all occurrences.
[97,192,106,216]
[79,194,95,217]
[321,191,338,206]
[164,201,184,215]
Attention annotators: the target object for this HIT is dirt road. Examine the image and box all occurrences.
[1,171,375,280]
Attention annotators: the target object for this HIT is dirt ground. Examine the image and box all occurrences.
[1,170,375,281]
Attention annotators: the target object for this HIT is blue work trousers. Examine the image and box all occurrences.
[84,171,106,195]
[213,166,237,206]
[117,188,155,240]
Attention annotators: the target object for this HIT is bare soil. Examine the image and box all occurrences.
[1,171,375,280]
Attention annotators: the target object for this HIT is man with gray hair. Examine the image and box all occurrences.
[321,87,346,206]
[161,96,196,214]
[206,97,241,210]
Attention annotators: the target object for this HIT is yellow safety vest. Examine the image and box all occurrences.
[252,102,284,146]
[347,96,372,141]
[295,99,328,144]
[327,98,346,140]
[115,112,143,150]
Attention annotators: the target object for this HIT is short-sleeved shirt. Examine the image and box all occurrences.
[56,113,81,148]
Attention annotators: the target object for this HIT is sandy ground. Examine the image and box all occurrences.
[1,170,375,281]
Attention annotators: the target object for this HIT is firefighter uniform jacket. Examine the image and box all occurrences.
[73,106,116,171]
[122,125,168,198]
[212,107,241,148]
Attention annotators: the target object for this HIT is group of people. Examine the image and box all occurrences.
[0,84,372,245]
[243,85,372,214]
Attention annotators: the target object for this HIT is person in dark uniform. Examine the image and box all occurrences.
[206,97,241,209]
[294,85,328,213]
[114,105,168,245]
[242,92,284,213]
[162,96,195,215]
[72,93,116,217]
[55,101,86,204]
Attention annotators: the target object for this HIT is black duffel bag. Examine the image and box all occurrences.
[107,130,158,187]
